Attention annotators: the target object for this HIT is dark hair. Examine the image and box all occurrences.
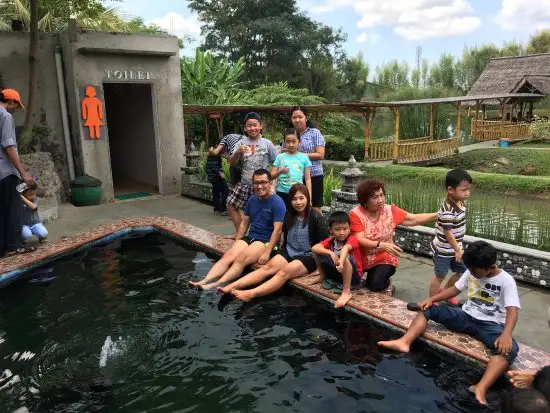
[284,127,301,140]
[285,183,310,229]
[463,241,497,270]
[356,179,385,207]
[445,168,472,189]
[0,92,6,102]
[534,366,550,401]
[244,112,262,123]
[501,389,550,413]
[328,211,350,228]
[23,181,38,193]
[252,168,271,181]
[288,106,315,128]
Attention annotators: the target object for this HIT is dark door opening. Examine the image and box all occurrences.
[103,83,159,197]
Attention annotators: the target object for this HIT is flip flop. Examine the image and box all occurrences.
[6,246,36,257]
[322,279,338,290]
[407,302,421,312]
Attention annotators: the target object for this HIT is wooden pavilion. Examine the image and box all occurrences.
[467,53,550,141]
[182,93,543,164]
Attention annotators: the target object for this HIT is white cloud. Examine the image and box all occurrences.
[495,0,550,31]
[148,12,202,39]
[357,32,380,44]
[310,0,481,41]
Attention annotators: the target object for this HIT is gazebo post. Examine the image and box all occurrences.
[455,102,462,146]
[473,100,480,139]
[220,115,224,138]
[205,116,210,148]
[363,108,372,160]
[429,103,436,139]
[392,107,400,163]
[271,116,276,142]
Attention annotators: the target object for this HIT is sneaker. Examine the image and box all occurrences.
[218,211,229,216]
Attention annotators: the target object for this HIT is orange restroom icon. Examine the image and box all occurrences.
[81,86,104,139]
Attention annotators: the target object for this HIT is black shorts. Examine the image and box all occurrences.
[310,175,324,208]
[278,248,317,274]
[230,165,242,186]
[242,236,280,257]
[319,255,361,285]
[276,191,290,210]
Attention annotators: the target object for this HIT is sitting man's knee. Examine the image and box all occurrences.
[274,269,290,282]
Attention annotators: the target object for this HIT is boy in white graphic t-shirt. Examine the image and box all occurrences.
[379,240,521,406]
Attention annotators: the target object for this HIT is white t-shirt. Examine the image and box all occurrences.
[455,269,521,325]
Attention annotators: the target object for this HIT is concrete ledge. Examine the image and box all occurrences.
[0,217,548,372]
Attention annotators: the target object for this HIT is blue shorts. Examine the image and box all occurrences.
[424,306,519,364]
[433,254,468,278]
[318,255,361,286]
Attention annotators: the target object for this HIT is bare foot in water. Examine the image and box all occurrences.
[200,282,218,291]
[218,285,234,294]
[469,385,488,406]
[377,338,410,353]
[231,289,255,302]
[188,280,205,288]
[335,291,352,308]
[507,370,537,388]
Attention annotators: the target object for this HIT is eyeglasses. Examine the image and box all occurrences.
[253,181,270,187]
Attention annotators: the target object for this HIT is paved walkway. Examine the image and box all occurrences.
[42,195,550,352]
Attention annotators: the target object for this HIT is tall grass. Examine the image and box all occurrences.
[384,179,550,251]
[323,168,343,207]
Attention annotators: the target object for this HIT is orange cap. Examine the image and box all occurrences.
[1,89,25,109]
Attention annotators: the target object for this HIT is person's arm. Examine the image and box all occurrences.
[306,146,325,161]
[304,167,312,198]
[312,239,339,264]
[229,144,243,166]
[4,147,34,184]
[336,244,353,272]
[419,286,461,310]
[494,307,519,356]
[258,222,283,265]
[235,215,250,240]
[401,212,438,226]
[444,229,463,261]
[209,144,224,156]
[20,195,38,210]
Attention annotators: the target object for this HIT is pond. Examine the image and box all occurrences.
[0,232,506,412]
[384,180,550,252]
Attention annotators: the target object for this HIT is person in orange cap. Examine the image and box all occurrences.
[0,88,36,257]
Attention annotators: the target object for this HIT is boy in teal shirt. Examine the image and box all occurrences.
[271,128,312,208]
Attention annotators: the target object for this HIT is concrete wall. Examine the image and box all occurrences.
[61,30,185,201]
[0,32,71,191]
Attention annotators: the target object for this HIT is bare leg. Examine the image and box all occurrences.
[335,259,353,308]
[201,242,266,290]
[429,275,443,297]
[469,355,510,405]
[227,205,242,233]
[232,260,308,302]
[218,255,287,293]
[507,370,537,388]
[443,272,461,289]
[188,240,247,288]
[378,312,429,352]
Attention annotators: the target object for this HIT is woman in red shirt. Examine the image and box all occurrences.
[350,179,437,295]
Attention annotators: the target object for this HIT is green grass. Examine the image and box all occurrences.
[437,148,550,176]
[323,163,550,195]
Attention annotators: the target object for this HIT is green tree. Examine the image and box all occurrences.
[180,48,245,104]
[187,0,345,96]
[375,60,410,89]
[527,30,550,54]
[454,44,501,93]
[336,52,369,101]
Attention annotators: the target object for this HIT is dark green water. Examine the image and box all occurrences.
[0,232,504,412]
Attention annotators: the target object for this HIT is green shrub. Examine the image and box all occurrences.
[322,168,343,207]
[528,120,550,139]
[324,135,365,161]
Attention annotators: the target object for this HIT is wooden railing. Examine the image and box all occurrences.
[471,119,532,141]
[397,137,459,164]
[367,141,393,161]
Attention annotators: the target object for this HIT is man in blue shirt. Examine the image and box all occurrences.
[189,168,286,290]
[0,89,36,257]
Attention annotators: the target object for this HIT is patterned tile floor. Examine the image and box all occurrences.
[1,216,549,372]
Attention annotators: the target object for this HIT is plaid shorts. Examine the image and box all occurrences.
[226,182,254,210]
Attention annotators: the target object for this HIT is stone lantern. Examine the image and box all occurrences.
[340,155,363,193]
[185,142,201,169]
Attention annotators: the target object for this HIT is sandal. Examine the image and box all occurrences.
[6,246,36,257]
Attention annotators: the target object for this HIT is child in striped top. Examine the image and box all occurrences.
[429,168,473,303]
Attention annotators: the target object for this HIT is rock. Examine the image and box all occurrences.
[495,157,510,166]
[20,152,63,202]
[520,166,537,176]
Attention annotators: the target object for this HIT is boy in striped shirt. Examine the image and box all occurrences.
[430,168,473,303]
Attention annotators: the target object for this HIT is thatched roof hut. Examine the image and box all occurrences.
[468,53,550,103]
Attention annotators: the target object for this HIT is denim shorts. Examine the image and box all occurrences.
[433,254,468,278]
[424,306,519,363]
[318,254,361,286]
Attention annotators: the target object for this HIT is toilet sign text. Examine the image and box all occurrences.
[104,70,152,80]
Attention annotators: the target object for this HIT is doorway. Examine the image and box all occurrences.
[103,82,159,198]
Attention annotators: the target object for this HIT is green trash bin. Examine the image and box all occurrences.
[70,175,103,206]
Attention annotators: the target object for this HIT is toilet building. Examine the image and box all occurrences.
[0,26,186,202]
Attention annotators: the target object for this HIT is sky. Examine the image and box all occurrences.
[115,0,550,73]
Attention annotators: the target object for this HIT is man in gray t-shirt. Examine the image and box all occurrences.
[0,89,36,257]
